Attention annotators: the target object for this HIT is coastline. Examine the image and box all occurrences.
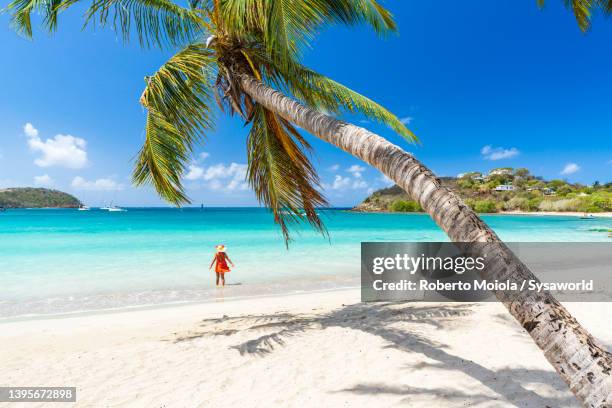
[351,209,612,218]
[0,283,361,323]
[498,211,612,218]
[3,288,610,407]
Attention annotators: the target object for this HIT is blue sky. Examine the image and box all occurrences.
[1,0,611,207]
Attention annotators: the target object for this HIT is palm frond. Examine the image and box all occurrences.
[247,104,328,244]
[566,0,594,31]
[133,110,191,205]
[135,43,216,205]
[219,0,396,63]
[537,0,612,32]
[5,0,204,46]
[287,66,417,143]
[5,0,64,37]
[140,43,215,135]
[84,0,205,48]
[246,48,416,142]
[320,0,397,34]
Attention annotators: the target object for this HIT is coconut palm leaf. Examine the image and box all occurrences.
[537,0,612,31]
[247,105,328,243]
[245,48,416,142]
[281,64,416,142]
[84,0,205,47]
[220,0,396,64]
[133,110,191,205]
[135,43,216,204]
[5,0,203,47]
[140,43,216,135]
[564,0,593,31]
[5,0,63,36]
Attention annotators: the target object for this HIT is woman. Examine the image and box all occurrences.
[209,244,234,287]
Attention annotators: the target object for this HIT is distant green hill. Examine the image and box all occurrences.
[354,168,611,213]
[0,188,81,208]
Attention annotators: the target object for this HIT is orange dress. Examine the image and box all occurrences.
[214,252,231,273]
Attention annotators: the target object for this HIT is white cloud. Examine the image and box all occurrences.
[184,162,249,191]
[24,123,39,138]
[400,116,413,125]
[560,163,580,176]
[352,179,368,189]
[326,175,351,190]
[328,164,340,171]
[34,174,54,186]
[199,152,210,161]
[71,176,123,191]
[184,164,205,181]
[481,145,519,161]
[203,163,246,181]
[324,173,370,191]
[347,165,366,178]
[25,123,88,169]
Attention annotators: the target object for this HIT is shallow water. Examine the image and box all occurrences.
[0,208,609,318]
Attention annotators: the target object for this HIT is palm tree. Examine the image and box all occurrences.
[6,0,611,405]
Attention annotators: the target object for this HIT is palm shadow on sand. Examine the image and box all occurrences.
[172,302,582,407]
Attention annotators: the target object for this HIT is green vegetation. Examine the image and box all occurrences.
[465,199,498,213]
[389,199,422,212]
[354,169,611,213]
[0,188,81,208]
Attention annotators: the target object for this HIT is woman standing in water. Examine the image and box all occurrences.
[209,244,234,287]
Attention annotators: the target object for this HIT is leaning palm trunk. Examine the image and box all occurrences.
[239,74,612,407]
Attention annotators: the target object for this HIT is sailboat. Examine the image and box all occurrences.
[102,201,127,212]
[77,205,91,211]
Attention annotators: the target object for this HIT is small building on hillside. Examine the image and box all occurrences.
[494,184,515,191]
[542,188,555,195]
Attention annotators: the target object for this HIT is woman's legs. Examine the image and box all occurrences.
[220,273,225,286]
[216,272,220,286]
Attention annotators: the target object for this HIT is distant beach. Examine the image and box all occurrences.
[498,211,612,218]
[352,209,612,218]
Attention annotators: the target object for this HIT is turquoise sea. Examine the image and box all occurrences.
[1,208,610,319]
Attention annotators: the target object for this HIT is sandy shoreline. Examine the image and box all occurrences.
[2,289,611,407]
[497,211,612,218]
[351,209,612,218]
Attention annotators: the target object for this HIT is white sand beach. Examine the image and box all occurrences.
[2,289,611,408]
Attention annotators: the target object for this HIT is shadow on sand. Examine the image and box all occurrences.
[171,302,578,407]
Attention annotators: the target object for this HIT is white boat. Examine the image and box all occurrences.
[101,201,126,212]
[78,205,91,211]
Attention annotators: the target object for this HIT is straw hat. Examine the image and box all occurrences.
[216,244,226,252]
